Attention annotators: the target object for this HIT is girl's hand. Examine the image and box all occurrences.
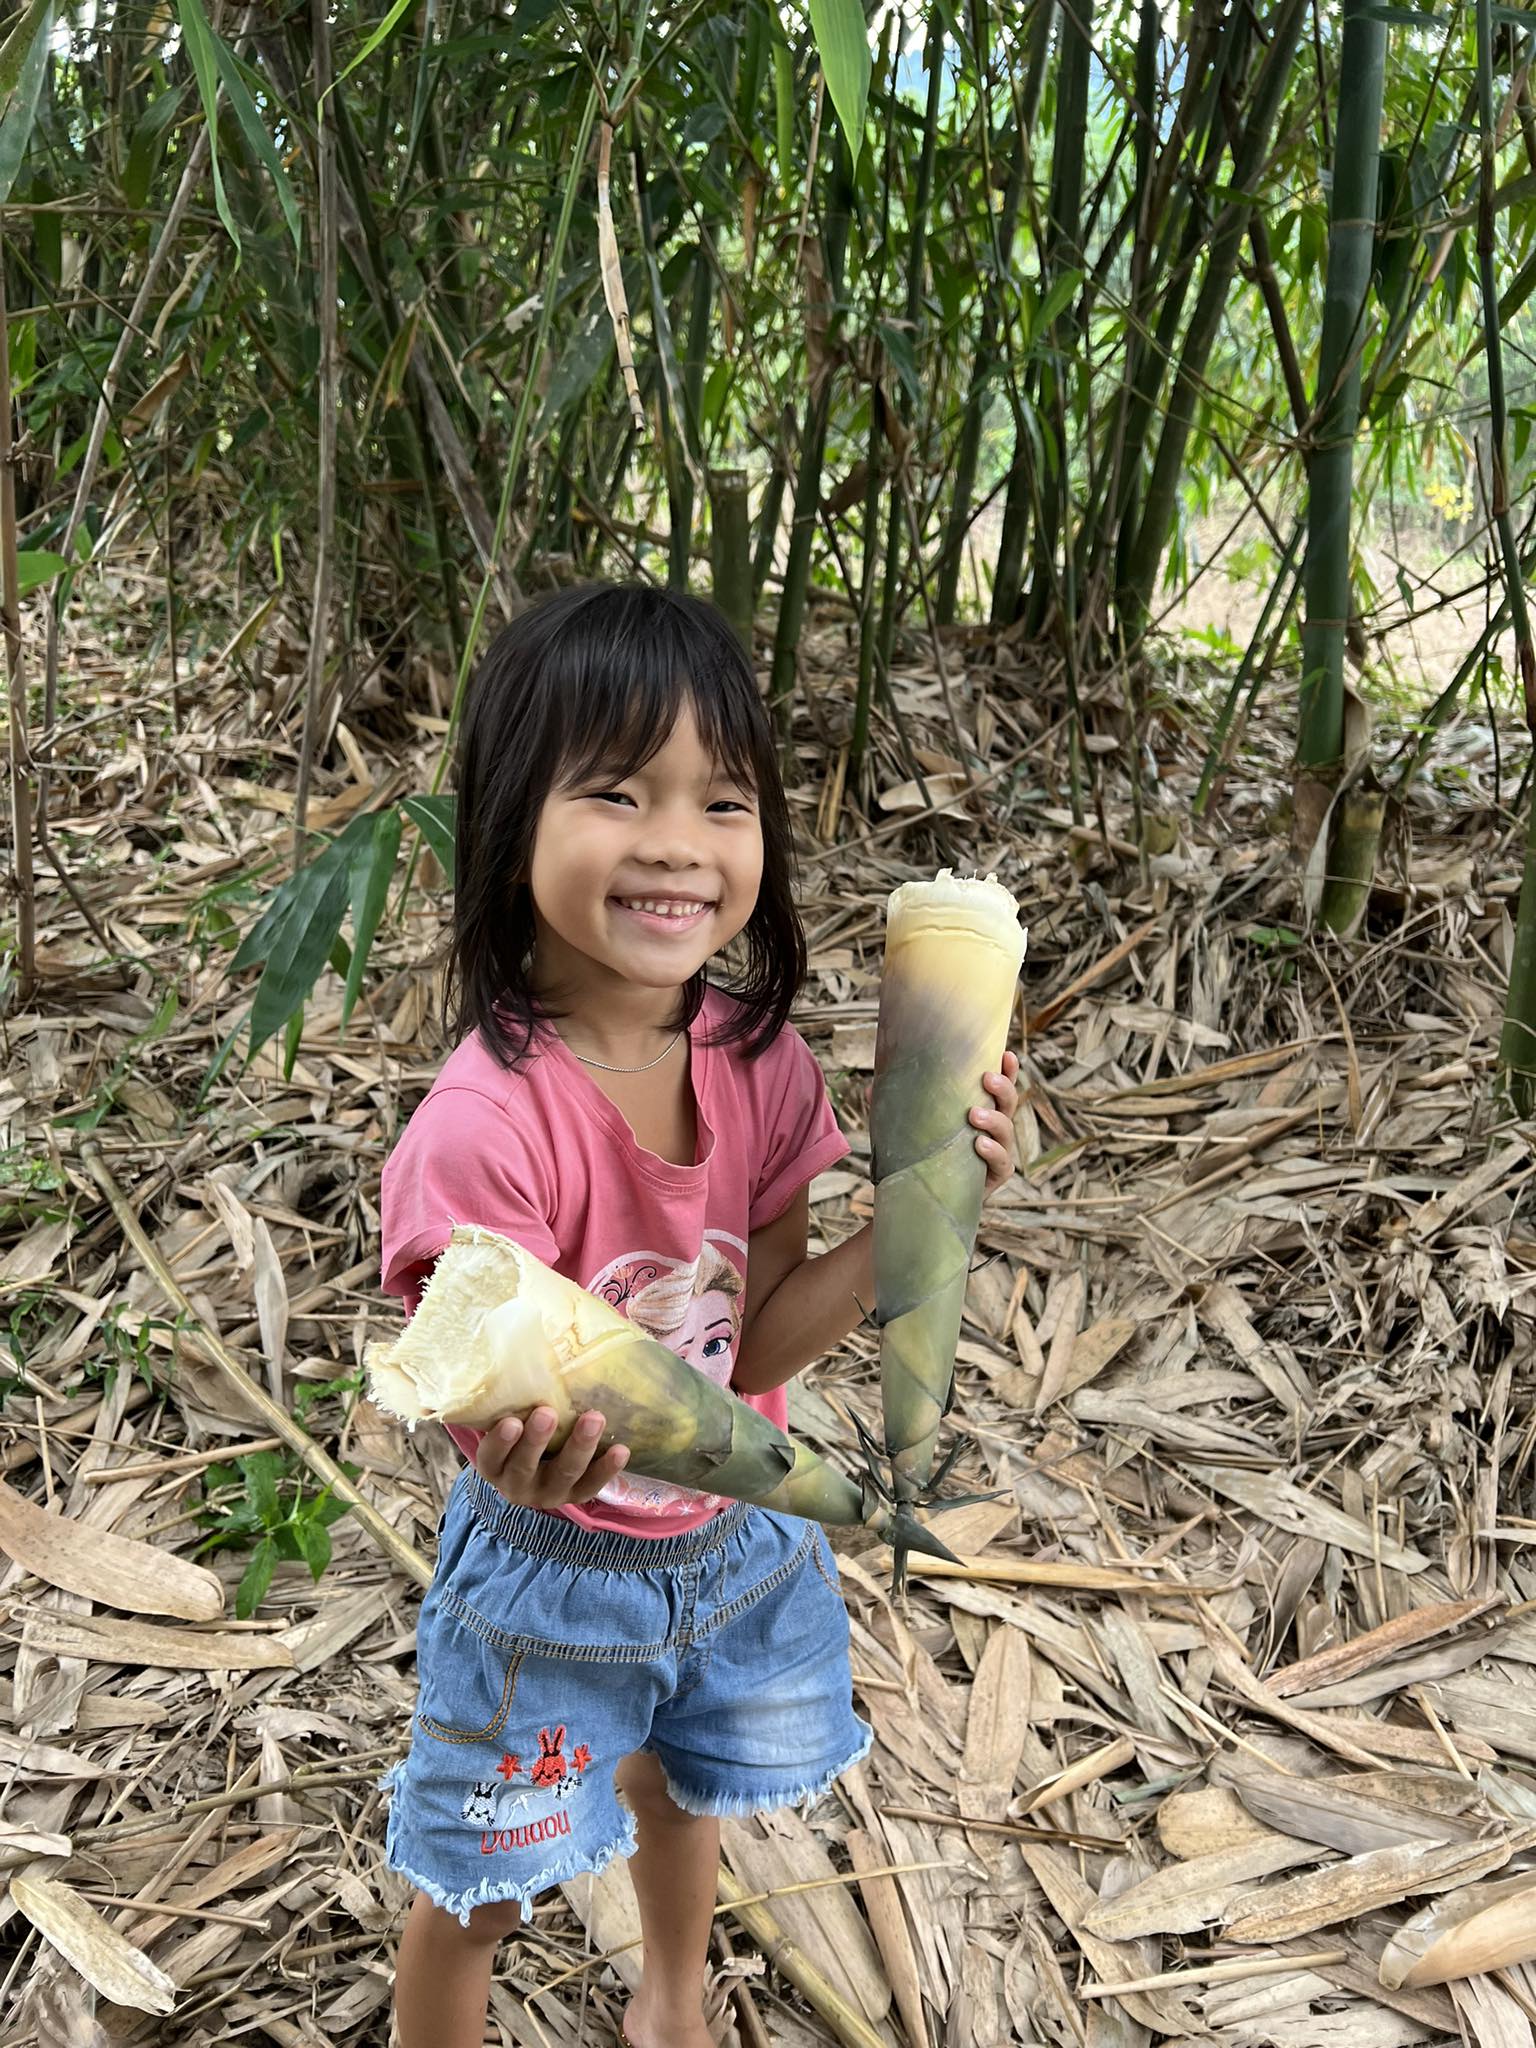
[475,1407,630,1510]
[971,1049,1021,1196]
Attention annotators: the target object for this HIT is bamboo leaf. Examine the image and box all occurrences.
[0,0,49,103]
[530,304,613,447]
[13,549,68,595]
[9,1877,177,2013]
[770,14,794,186]
[807,0,871,168]
[0,1,50,207]
[209,40,302,251]
[231,819,371,1059]
[1035,266,1085,338]
[341,805,401,1028]
[401,794,456,880]
[334,0,419,91]
[176,0,241,256]
[177,0,301,256]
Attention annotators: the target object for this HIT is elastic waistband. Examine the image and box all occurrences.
[459,1468,752,1571]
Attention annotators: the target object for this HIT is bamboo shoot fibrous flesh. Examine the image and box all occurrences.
[871,870,1026,1583]
[367,1225,953,1559]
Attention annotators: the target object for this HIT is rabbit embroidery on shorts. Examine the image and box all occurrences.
[459,1732,595,1835]
[530,1726,568,1794]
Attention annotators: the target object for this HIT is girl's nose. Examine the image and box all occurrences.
[633,809,705,868]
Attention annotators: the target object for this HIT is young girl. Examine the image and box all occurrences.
[377,583,1020,2048]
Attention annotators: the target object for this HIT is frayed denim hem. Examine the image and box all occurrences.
[654,1722,873,1821]
[376,1759,639,1927]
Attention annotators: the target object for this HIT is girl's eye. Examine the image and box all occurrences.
[708,799,752,814]
[586,791,635,807]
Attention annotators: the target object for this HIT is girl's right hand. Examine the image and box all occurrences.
[474,1407,631,1510]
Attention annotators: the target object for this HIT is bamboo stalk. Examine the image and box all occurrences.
[717,1865,888,2048]
[1118,0,1307,636]
[936,103,1026,625]
[708,468,753,650]
[852,17,901,779]
[768,118,853,734]
[1297,0,1387,777]
[873,7,944,714]
[596,120,645,434]
[294,0,339,854]
[430,81,601,796]
[1482,0,1536,1110]
[1020,0,1093,636]
[907,1555,1222,1593]
[1079,1951,1349,2000]
[0,217,35,1007]
[81,1437,289,1485]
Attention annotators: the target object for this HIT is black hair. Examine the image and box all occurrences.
[444,581,806,1069]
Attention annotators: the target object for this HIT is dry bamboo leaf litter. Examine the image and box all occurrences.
[7,611,1536,2044]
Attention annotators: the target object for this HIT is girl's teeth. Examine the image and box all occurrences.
[622,898,706,917]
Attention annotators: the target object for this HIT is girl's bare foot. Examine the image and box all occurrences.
[621,1989,715,2048]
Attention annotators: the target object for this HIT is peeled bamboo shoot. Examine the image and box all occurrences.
[871,870,1025,1579]
[367,1225,952,1558]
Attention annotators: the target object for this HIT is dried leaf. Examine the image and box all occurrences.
[958,1625,1029,1821]
[1380,1870,1536,1989]
[0,1477,224,1620]
[1021,1841,1199,2034]
[1268,1596,1502,1698]
[847,1829,930,2048]
[1227,1765,1491,1857]
[18,1610,293,1670]
[1081,1836,1322,1939]
[1226,1833,1523,1943]
[9,1875,176,2013]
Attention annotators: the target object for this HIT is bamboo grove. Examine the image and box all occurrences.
[8,3,1536,1098]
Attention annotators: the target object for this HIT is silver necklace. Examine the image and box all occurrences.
[565,1028,684,1074]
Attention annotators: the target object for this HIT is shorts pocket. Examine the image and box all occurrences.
[416,1620,526,1747]
[811,1529,842,1596]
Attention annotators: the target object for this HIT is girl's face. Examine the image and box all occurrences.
[527,703,764,1001]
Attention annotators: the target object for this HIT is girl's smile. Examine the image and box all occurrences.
[611,895,716,933]
[528,705,764,1015]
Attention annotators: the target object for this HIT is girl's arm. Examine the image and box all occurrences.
[733,1189,871,1396]
[733,1055,1021,1397]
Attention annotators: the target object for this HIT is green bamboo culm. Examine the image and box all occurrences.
[1296,0,1387,778]
[707,468,754,653]
[768,120,854,737]
[1019,0,1094,635]
[868,5,946,769]
[1116,0,1306,636]
[1477,0,1536,1109]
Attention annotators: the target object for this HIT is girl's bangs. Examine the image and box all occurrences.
[553,633,762,794]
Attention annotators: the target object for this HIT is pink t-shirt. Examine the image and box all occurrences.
[378,989,849,1539]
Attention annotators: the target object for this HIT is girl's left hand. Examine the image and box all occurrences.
[972,1049,1021,1195]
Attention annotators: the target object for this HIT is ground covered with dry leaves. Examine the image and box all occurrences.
[3,596,1535,2048]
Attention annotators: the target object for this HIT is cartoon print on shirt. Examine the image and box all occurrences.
[463,1727,595,1854]
[585,1234,748,1515]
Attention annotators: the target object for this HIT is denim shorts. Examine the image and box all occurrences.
[379,1466,871,1925]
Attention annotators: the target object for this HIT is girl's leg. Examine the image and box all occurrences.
[395,1890,522,2048]
[615,1750,720,2048]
